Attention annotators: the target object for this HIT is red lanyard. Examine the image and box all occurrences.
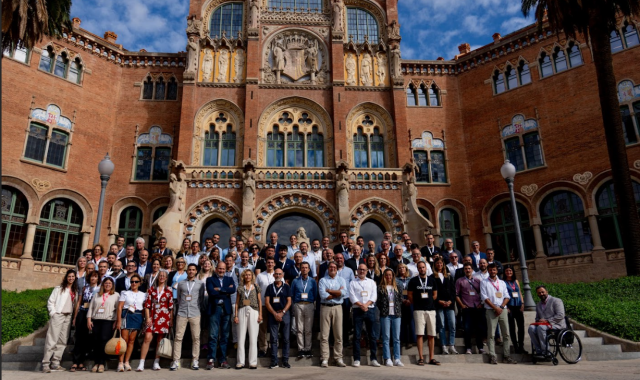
[489,278,500,292]
[507,281,517,291]
[70,291,76,304]
[101,293,108,307]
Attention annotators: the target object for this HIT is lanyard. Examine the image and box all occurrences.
[273,284,284,297]
[368,270,374,278]
[467,278,479,292]
[294,266,300,277]
[280,260,287,270]
[157,286,165,303]
[489,278,501,292]
[101,293,108,307]
[250,257,257,266]
[130,291,140,309]
[428,246,434,254]
[507,281,517,291]
[150,272,159,287]
[186,280,195,295]
[301,279,309,293]
[419,276,428,293]
[244,284,253,299]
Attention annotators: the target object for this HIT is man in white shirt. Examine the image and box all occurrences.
[224,255,239,347]
[446,251,463,277]
[407,247,432,278]
[473,259,490,281]
[480,263,516,365]
[256,257,276,357]
[468,241,487,272]
[184,248,201,266]
[349,264,380,367]
[115,236,126,259]
[364,240,376,257]
[137,249,152,278]
[310,239,323,269]
[298,242,317,277]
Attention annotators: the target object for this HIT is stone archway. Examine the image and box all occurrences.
[350,198,405,244]
[254,191,338,244]
[184,196,242,242]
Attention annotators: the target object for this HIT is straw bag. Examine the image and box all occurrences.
[157,329,174,359]
[105,329,127,356]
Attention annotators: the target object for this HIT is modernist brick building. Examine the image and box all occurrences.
[2,0,640,289]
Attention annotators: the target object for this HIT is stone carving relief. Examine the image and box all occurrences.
[32,178,52,192]
[360,52,373,86]
[152,160,187,251]
[262,30,330,85]
[343,37,388,87]
[185,197,242,241]
[349,198,405,242]
[217,49,229,82]
[186,36,199,74]
[346,53,356,85]
[390,45,402,85]
[296,227,310,246]
[332,0,344,32]
[337,171,350,227]
[197,33,246,84]
[242,169,256,226]
[260,8,331,26]
[520,184,538,197]
[387,20,401,41]
[573,171,593,185]
[202,48,214,82]
[401,170,432,246]
[234,50,244,83]
[249,0,260,29]
[186,16,204,38]
[376,52,386,86]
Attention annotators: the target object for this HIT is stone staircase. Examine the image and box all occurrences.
[3,324,640,371]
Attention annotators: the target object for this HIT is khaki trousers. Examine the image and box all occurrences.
[42,313,72,366]
[173,315,201,361]
[485,309,511,358]
[258,306,269,352]
[294,303,315,351]
[320,305,343,361]
[237,307,259,367]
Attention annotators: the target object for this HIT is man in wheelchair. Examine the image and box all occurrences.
[528,286,566,358]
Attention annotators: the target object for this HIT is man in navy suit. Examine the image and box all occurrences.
[467,241,487,272]
[205,262,236,370]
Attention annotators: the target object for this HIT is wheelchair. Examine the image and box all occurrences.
[531,315,582,365]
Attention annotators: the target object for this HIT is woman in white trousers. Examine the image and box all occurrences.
[234,269,263,369]
[42,269,78,372]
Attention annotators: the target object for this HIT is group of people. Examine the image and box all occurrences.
[41,230,565,372]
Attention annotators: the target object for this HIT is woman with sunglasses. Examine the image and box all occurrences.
[168,258,188,305]
[138,270,173,371]
[116,273,147,371]
[86,277,119,373]
[248,244,263,275]
[71,271,100,372]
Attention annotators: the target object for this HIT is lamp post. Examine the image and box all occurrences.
[94,153,115,245]
[500,160,536,310]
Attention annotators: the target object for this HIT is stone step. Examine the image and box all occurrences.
[582,352,640,361]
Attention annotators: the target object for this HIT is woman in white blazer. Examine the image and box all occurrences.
[42,269,78,373]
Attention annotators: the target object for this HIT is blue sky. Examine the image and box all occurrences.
[71,0,533,60]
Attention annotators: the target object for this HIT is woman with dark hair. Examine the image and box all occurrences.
[92,244,107,264]
[378,254,389,274]
[42,269,78,373]
[504,265,527,354]
[378,268,404,367]
[433,257,458,354]
[87,277,119,373]
[116,273,147,371]
[143,258,162,292]
[71,271,100,371]
[209,246,221,268]
[138,270,173,371]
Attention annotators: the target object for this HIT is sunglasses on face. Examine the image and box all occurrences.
[131,280,141,284]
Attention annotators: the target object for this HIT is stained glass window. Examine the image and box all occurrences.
[204,125,220,166]
[155,77,166,100]
[307,126,324,167]
[596,181,640,249]
[267,126,285,167]
[45,131,68,167]
[370,128,384,168]
[490,202,536,262]
[523,132,544,169]
[135,147,153,180]
[540,191,593,256]
[413,151,430,182]
[221,125,236,166]
[287,127,304,167]
[1,187,29,258]
[153,148,171,180]
[210,3,244,39]
[347,8,378,43]
[24,124,48,162]
[430,151,446,183]
[33,198,83,265]
[354,128,368,168]
[505,137,524,171]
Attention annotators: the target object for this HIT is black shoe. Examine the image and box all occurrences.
[269,362,279,369]
[297,351,304,359]
[282,361,290,369]
[258,351,267,358]
[219,361,231,369]
[305,350,313,359]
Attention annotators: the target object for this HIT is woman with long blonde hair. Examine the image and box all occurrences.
[234,269,262,369]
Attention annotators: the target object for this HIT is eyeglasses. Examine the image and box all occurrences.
[274,273,283,276]
[357,268,366,271]
[131,280,141,284]
[177,261,186,264]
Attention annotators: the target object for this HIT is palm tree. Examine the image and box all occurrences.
[521,1,640,275]
[1,0,72,52]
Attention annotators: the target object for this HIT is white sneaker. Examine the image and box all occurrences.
[152,359,161,371]
[449,346,459,354]
[385,359,393,367]
[394,359,404,367]
[336,359,346,367]
[465,349,472,355]
[321,360,328,368]
[136,360,145,372]
[170,361,180,371]
[352,360,360,367]
[370,360,380,367]
[192,360,199,370]
[442,346,449,354]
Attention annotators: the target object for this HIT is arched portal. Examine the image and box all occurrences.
[359,218,386,246]
[201,218,231,249]
[266,212,324,247]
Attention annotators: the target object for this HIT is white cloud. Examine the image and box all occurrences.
[501,17,531,33]
[464,15,488,35]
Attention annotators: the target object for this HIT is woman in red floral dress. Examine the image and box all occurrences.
[137,270,173,371]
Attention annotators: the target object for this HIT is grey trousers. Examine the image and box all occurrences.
[485,309,511,358]
[294,303,315,351]
[42,313,72,367]
[528,324,550,353]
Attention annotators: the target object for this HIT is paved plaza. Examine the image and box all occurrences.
[3,358,640,380]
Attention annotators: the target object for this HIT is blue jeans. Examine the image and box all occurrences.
[436,308,456,346]
[352,307,378,361]
[208,304,231,361]
[268,311,290,362]
[380,315,401,360]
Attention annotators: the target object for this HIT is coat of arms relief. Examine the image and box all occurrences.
[262,30,330,85]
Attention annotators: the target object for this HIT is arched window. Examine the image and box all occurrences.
[539,52,553,78]
[596,181,640,249]
[501,115,545,172]
[54,53,68,78]
[412,131,447,183]
[210,2,244,39]
[413,151,430,182]
[430,151,446,183]
[221,125,236,166]
[506,66,518,89]
[610,30,624,52]
[1,187,29,258]
[204,124,220,166]
[307,126,324,167]
[346,8,379,43]
[553,47,567,73]
[370,127,384,168]
[38,46,54,72]
[150,206,168,249]
[440,208,463,251]
[518,61,531,85]
[567,42,583,67]
[134,126,173,181]
[68,58,83,84]
[267,126,285,167]
[417,85,428,106]
[623,22,640,48]
[540,191,593,256]
[354,127,368,168]
[143,76,153,99]
[118,206,143,246]
[155,77,166,100]
[493,70,506,94]
[406,85,417,106]
[428,85,440,106]
[490,202,536,262]
[287,126,304,167]
[3,43,29,63]
[33,198,83,265]
[617,80,640,144]
[24,123,69,168]
[167,77,178,100]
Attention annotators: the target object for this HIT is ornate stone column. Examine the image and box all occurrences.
[463,233,471,256]
[483,227,493,250]
[20,223,37,260]
[587,209,605,251]
[81,231,91,251]
[531,217,546,258]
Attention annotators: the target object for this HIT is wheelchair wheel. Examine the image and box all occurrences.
[558,330,582,364]
[552,358,559,366]
[547,336,558,358]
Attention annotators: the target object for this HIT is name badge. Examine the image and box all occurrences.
[421,293,429,299]
[243,299,251,306]
[173,283,178,289]
[185,295,192,301]
[496,292,503,298]
[98,307,105,313]
[469,291,476,296]
[155,304,160,309]
[273,297,280,303]
[83,302,89,308]
[402,290,408,296]
[361,291,368,297]
[389,302,394,308]
[301,293,308,299]
[128,305,135,313]
[512,292,519,298]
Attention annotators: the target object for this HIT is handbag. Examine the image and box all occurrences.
[104,329,127,356]
[157,329,174,359]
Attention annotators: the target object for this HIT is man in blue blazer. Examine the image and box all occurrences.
[205,262,236,370]
[467,241,487,272]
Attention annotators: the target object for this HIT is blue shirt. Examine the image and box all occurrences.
[265,282,291,312]
[171,271,188,299]
[319,275,347,305]
[291,276,317,303]
[331,266,355,290]
[287,245,300,259]
[221,247,238,261]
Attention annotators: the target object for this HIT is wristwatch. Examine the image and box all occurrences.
[502,305,508,309]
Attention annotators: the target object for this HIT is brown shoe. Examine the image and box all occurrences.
[489,356,498,365]
[503,357,517,364]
